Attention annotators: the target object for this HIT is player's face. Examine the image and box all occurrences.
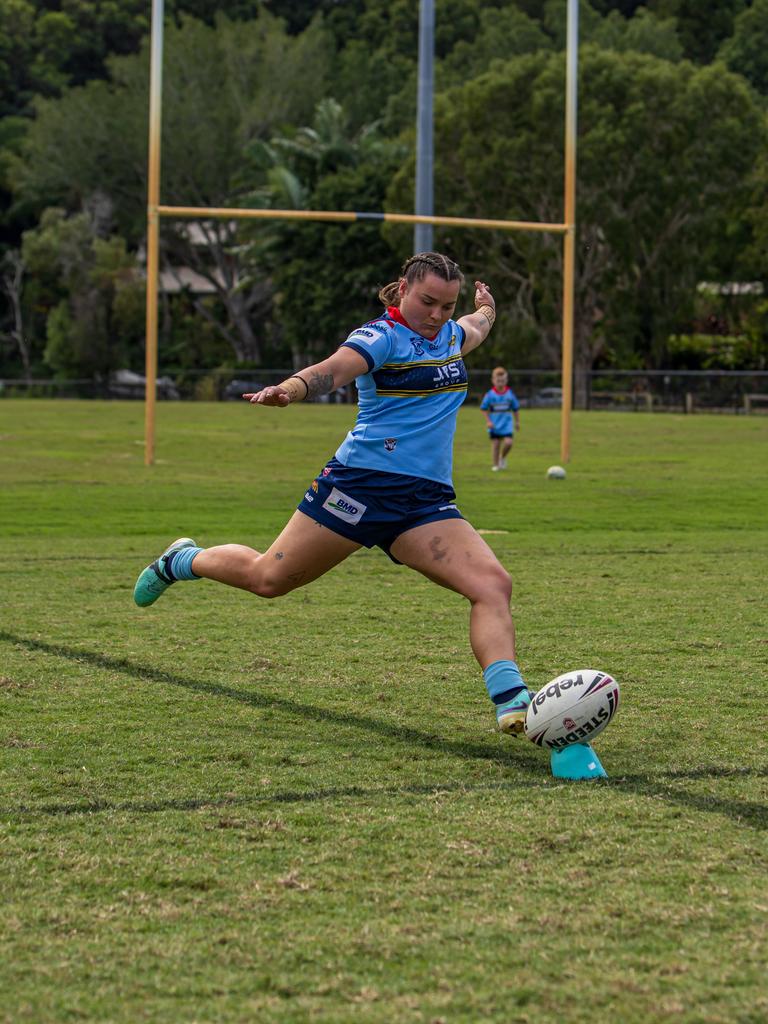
[493,372,508,389]
[399,272,461,337]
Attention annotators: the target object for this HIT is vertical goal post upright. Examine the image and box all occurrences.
[144,0,164,468]
[143,0,579,467]
[561,0,579,467]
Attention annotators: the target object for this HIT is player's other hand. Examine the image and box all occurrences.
[243,387,291,406]
[474,280,495,310]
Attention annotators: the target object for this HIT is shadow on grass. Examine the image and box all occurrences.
[9,780,520,818]
[0,629,537,769]
[610,770,768,832]
[2,630,767,831]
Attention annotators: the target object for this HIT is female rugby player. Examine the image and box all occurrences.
[134,252,532,735]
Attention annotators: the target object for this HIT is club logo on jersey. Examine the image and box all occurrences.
[384,438,397,452]
[322,487,367,525]
[322,466,332,476]
[311,480,319,492]
[410,336,425,356]
[373,356,468,397]
[432,361,462,385]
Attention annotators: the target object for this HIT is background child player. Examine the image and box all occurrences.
[480,367,520,471]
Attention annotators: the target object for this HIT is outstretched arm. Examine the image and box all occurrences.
[458,281,496,357]
[243,346,369,406]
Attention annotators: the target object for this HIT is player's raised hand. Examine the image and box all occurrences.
[474,280,495,310]
[243,386,291,407]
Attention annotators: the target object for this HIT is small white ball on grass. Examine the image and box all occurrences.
[547,465,566,479]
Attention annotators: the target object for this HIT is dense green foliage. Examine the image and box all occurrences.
[391,47,764,385]
[1,400,767,1021]
[1,1,767,383]
[719,0,768,94]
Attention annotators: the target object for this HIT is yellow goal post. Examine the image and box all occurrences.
[144,0,579,466]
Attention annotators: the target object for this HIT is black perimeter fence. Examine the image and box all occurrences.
[1,369,768,414]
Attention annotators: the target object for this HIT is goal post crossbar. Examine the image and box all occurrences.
[156,205,571,235]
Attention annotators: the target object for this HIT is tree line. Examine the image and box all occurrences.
[1,0,767,389]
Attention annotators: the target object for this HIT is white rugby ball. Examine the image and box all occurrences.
[547,465,566,479]
[524,669,619,750]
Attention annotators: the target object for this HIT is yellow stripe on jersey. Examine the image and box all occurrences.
[376,384,469,397]
[380,355,465,371]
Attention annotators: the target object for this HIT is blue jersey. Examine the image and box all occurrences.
[481,387,520,435]
[335,306,467,485]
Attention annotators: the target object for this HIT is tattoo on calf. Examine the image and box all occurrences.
[306,372,334,399]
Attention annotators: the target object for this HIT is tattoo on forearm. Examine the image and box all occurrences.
[305,372,334,399]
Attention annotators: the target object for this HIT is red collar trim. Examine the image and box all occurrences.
[492,386,508,394]
[387,305,412,329]
[386,305,438,341]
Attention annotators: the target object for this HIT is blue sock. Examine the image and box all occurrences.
[166,546,203,581]
[483,659,526,706]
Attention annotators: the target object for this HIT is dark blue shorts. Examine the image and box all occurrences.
[297,458,464,561]
[488,431,513,439]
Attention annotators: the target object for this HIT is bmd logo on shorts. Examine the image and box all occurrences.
[323,487,367,525]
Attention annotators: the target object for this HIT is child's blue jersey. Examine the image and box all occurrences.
[481,387,520,435]
[335,306,467,486]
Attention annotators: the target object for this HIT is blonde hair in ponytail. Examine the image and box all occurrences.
[378,280,401,305]
[378,251,464,307]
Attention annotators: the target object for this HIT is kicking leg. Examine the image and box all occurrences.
[134,512,360,606]
[193,512,360,597]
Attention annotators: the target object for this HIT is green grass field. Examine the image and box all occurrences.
[1,400,766,1024]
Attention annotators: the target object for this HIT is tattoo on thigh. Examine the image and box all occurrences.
[429,536,449,562]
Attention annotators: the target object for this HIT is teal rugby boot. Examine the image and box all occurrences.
[550,742,607,780]
[133,537,197,608]
[496,688,533,737]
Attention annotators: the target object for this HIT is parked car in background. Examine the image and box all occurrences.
[109,369,180,400]
[527,387,563,408]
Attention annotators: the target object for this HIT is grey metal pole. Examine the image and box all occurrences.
[144,0,164,466]
[560,0,579,464]
[414,0,434,254]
